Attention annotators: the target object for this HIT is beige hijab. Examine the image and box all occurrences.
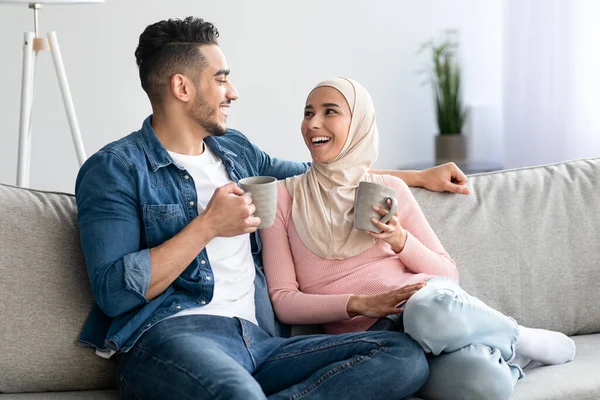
[285,77,384,260]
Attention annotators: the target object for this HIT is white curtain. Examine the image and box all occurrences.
[503,0,600,168]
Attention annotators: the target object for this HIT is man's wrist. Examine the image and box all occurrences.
[399,170,426,188]
[413,170,426,189]
[193,213,217,242]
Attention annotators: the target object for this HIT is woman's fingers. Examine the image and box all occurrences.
[360,283,427,318]
[370,218,395,232]
[366,229,389,240]
[393,285,425,302]
[395,290,419,301]
[372,205,389,217]
[395,283,426,293]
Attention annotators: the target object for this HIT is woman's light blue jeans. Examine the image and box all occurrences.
[403,277,523,400]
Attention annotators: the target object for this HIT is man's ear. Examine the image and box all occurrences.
[170,74,192,102]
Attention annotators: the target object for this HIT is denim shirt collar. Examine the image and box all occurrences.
[139,115,238,173]
[139,116,178,172]
[206,136,239,160]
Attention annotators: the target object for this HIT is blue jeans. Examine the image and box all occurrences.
[117,315,428,400]
[403,277,522,400]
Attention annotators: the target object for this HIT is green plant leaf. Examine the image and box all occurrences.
[420,32,466,135]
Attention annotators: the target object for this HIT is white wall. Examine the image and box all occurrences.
[0,0,504,193]
[566,0,600,162]
[502,0,600,169]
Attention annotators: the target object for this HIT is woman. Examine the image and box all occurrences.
[260,77,576,400]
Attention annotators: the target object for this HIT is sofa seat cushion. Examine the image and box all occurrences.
[509,334,600,399]
[0,390,118,399]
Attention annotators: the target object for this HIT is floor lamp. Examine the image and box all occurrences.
[1,0,104,187]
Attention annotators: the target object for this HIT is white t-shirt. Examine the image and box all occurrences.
[96,144,258,358]
[166,144,258,325]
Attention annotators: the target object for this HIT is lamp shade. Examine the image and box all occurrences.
[0,0,104,4]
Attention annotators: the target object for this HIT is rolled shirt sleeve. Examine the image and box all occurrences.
[76,151,151,318]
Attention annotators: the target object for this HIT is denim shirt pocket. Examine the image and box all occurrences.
[143,204,187,247]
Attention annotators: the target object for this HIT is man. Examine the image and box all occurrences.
[75,17,469,399]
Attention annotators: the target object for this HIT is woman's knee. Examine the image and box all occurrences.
[403,285,465,353]
[419,345,516,400]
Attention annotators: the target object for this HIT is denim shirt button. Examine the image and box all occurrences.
[200,260,206,265]
[183,175,189,180]
[200,300,207,305]
[205,276,211,281]
[175,305,181,310]
[189,201,195,207]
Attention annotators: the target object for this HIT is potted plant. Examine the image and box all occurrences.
[419,30,468,165]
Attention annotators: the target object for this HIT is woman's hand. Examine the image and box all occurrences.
[347,283,426,318]
[366,200,408,253]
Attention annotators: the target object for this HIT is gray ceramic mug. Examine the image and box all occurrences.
[354,181,398,233]
[238,176,278,229]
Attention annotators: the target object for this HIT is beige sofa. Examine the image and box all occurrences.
[1,158,600,399]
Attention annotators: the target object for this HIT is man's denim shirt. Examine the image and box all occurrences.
[75,116,309,353]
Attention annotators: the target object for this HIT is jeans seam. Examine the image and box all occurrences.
[132,346,218,399]
[118,372,144,400]
[264,338,386,362]
[289,346,383,399]
[238,318,258,370]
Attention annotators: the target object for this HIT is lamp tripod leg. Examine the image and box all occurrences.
[48,31,87,167]
[16,32,36,188]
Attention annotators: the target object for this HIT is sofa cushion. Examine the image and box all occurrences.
[509,334,600,399]
[0,390,118,399]
[2,158,600,396]
[0,184,116,393]
[411,158,600,336]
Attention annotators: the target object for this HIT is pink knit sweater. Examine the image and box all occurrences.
[260,175,459,334]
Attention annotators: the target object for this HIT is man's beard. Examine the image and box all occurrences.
[191,92,227,137]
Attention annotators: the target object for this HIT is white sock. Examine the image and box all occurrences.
[516,325,576,365]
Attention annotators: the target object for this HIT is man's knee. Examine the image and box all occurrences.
[407,339,430,393]
[419,345,516,400]
[118,345,266,400]
[378,332,430,393]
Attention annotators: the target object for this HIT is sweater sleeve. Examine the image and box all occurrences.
[259,183,353,325]
[384,176,459,281]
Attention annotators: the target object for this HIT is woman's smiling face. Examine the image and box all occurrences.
[301,86,352,164]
